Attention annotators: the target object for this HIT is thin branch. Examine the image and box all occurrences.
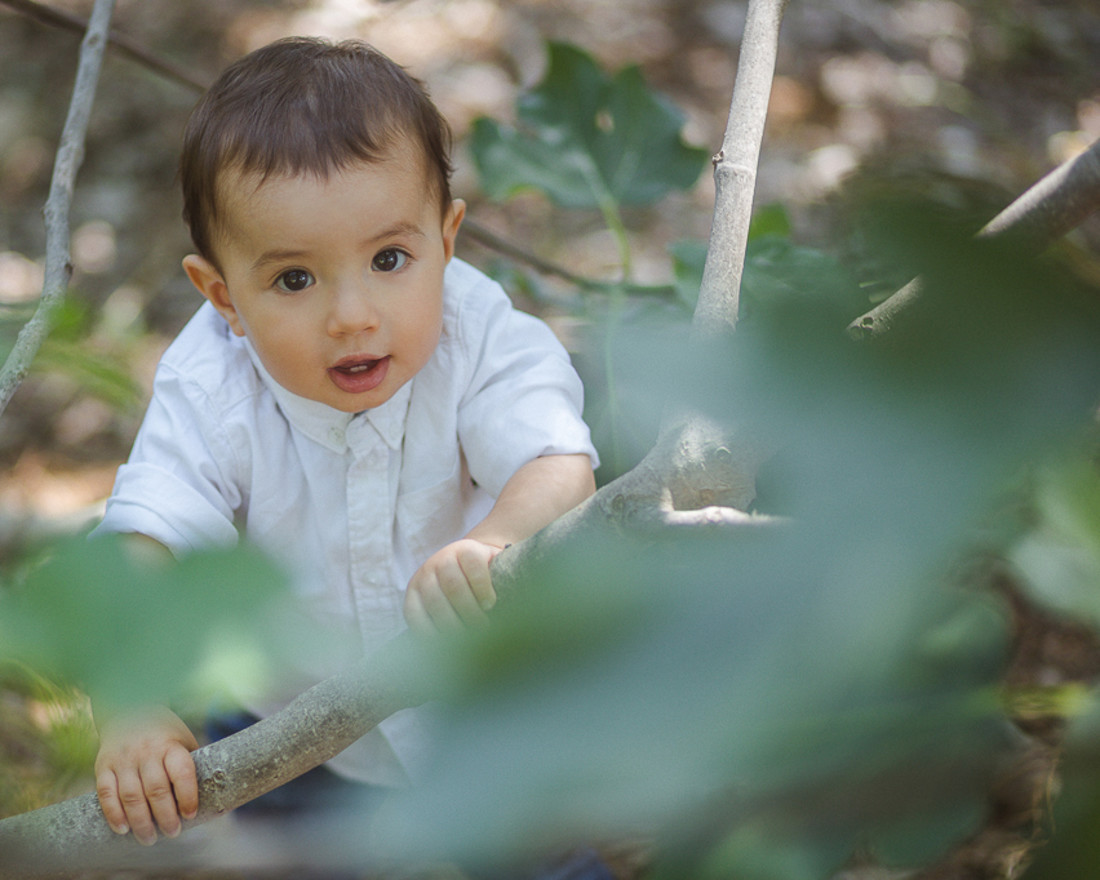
[848,136,1100,340]
[0,0,211,93]
[461,217,676,299]
[693,0,789,336]
[0,0,116,418]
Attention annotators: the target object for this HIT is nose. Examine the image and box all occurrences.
[326,282,380,337]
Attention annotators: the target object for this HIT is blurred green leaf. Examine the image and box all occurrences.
[0,535,291,714]
[664,233,865,321]
[1010,451,1100,626]
[34,337,143,410]
[471,42,706,210]
[748,203,793,241]
[366,523,1007,874]
[355,197,1100,877]
[739,236,866,323]
[669,238,708,308]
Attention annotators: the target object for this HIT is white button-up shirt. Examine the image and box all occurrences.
[95,258,597,785]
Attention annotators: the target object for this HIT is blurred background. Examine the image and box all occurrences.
[2,0,1098,536]
[1,0,1099,873]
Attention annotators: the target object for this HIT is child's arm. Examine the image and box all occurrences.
[403,453,595,632]
[94,704,199,845]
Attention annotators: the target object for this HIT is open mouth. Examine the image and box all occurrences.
[328,355,390,394]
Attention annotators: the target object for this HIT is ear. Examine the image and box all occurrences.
[182,254,245,337]
[441,198,466,264]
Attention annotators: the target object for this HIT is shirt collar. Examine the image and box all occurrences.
[243,337,410,453]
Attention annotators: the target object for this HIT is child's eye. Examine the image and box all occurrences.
[371,249,409,273]
[275,268,314,292]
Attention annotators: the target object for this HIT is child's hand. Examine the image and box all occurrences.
[94,706,199,845]
[404,538,502,633]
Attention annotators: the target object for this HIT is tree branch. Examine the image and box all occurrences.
[693,0,789,337]
[654,0,789,514]
[460,217,677,300]
[0,634,429,877]
[0,0,116,418]
[848,136,1100,340]
[0,0,211,93]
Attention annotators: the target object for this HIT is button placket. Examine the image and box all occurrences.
[345,416,400,641]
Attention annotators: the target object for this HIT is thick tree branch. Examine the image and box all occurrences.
[848,136,1100,340]
[0,0,116,418]
[656,0,789,514]
[0,633,429,877]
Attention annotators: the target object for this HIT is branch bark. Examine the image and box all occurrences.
[694,0,789,337]
[848,136,1100,340]
[0,0,116,418]
[0,0,789,873]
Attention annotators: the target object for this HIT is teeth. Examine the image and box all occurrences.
[348,364,369,373]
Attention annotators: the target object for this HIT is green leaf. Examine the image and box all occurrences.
[748,203,793,240]
[34,337,143,410]
[740,236,865,321]
[1010,452,1100,626]
[669,238,708,308]
[0,535,292,714]
[471,42,706,210]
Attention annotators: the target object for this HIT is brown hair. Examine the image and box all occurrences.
[180,37,454,263]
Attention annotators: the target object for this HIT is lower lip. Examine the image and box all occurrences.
[328,356,390,395]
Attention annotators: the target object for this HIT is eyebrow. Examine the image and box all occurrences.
[249,222,427,273]
[251,249,311,272]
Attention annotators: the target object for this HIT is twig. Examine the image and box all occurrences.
[848,136,1100,340]
[462,216,620,291]
[0,0,117,418]
[461,217,677,300]
[693,0,789,336]
[0,0,210,93]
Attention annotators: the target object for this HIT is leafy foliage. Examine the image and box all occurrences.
[356,202,1100,878]
[0,295,142,411]
[471,42,707,212]
[0,535,290,717]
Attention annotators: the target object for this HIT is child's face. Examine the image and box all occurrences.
[183,145,464,413]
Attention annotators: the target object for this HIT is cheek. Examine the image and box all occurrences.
[240,308,312,371]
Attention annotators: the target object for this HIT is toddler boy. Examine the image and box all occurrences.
[91,36,598,847]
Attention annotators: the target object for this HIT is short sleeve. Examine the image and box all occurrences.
[456,283,598,498]
[93,365,243,556]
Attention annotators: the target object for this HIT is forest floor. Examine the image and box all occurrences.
[1,0,1100,877]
